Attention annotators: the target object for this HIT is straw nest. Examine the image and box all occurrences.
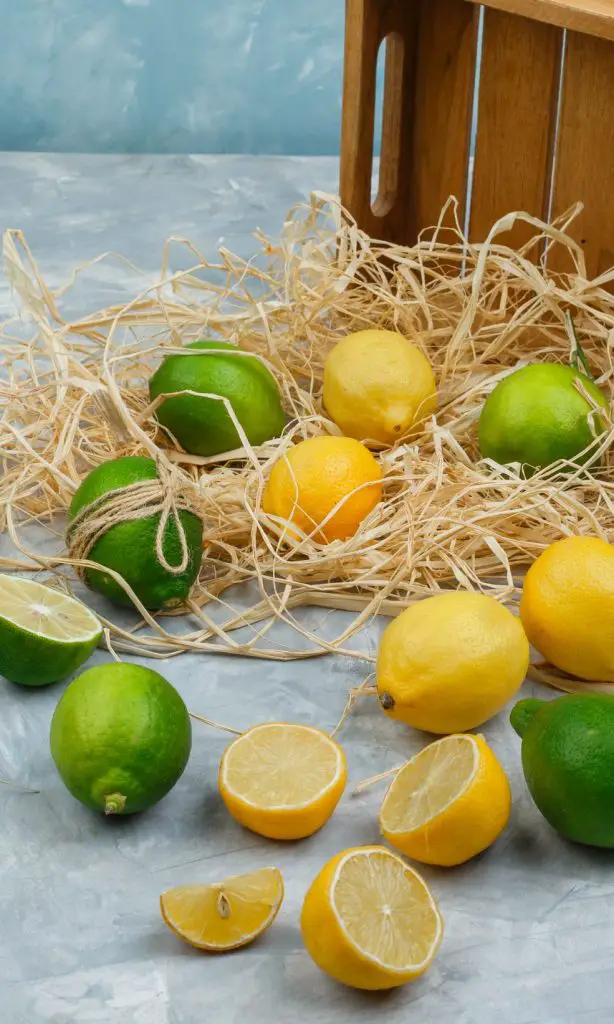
[2,194,614,693]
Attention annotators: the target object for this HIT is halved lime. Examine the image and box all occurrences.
[0,576,102,686]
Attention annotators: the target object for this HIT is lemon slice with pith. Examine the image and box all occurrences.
[219,722,347,840]
[301,845,443,990]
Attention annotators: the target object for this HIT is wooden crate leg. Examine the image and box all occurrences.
[549,31,614,281]
[340,0,476,245]
[340,0,384,239]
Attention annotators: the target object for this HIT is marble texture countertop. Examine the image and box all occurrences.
[0,154,611,1024]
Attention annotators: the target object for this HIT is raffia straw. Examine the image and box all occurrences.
[352,763,403,797]
[0,778,40,794]
[1,194,614,698]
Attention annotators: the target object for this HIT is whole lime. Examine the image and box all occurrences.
[50,663,192,815]
[511,693,614,846]
[479,363,608,473]
[149,340,286,457]
[69,456,202,610]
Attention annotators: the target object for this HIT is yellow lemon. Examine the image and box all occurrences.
[323,329,436,445]
[160,867,284,951]
[262,435,382,543]
[520,535,614,681]
[300,845,443,990]
[379,734,511,866]
[218,723,347,840]
[377,592,530,733]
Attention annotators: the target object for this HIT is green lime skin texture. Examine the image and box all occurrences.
[479,363,609,474]
[148,340,286,457]
[0,620,98,686]
[50,663,192,815]
[0,579,101,687]
[69,456,202,610]
[511,693,614,847]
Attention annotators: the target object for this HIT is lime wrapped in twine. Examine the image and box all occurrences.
[66,456,203,611]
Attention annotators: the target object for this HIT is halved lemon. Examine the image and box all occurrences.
[0,575,102,686]
[300,845,443,990]
[219,722,347,840]
[379,734,511,867]
[160,867,284,952]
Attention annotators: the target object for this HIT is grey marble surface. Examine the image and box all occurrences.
[1,154,613,1024]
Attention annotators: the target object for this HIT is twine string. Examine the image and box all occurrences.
[66,465,198,577]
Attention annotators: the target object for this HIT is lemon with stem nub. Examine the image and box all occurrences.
[323,329,437,445]
[0,575,102,686]
[160,867,284,952]
[377,591,530,734]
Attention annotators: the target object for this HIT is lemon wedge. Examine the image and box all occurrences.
[160,867,284,952]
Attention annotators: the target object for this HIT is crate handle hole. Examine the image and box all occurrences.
[371,31,403,220]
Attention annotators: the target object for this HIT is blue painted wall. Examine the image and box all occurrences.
[2,1,345,154]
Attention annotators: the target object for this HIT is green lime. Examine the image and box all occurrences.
[148,340,286,457]
[69,456,202,610]
[511,693,614,847]
[0,575,102,686]
[50,662,192,815]
[479,363,609,473]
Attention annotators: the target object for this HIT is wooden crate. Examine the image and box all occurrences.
[340,0,614,277]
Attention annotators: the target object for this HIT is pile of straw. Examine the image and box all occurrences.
[1,195,614,681]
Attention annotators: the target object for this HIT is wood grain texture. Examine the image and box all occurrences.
[550,30,614,279]
[470,9,562,249]
[340,0,477,244]
[340,0,384,238]
[469,0,614,42]
[410,0,477,239]
[372,3,420,241]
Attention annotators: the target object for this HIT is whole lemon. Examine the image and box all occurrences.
[149,340,286,457]
[520,535,614,681]
[479,363,608,473]
[377,592,530,733]
[323,329,436,445]
[262,435,382,543]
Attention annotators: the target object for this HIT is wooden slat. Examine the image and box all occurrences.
[409,0,477,239]
[468,0,614,43]
[340,0,385,239]
[470,9,562,249]
[371,3,420,242]
[550,30,614,280]
[340,0,477,244]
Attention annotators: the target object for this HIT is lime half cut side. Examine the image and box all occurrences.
[0,575,102,686]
